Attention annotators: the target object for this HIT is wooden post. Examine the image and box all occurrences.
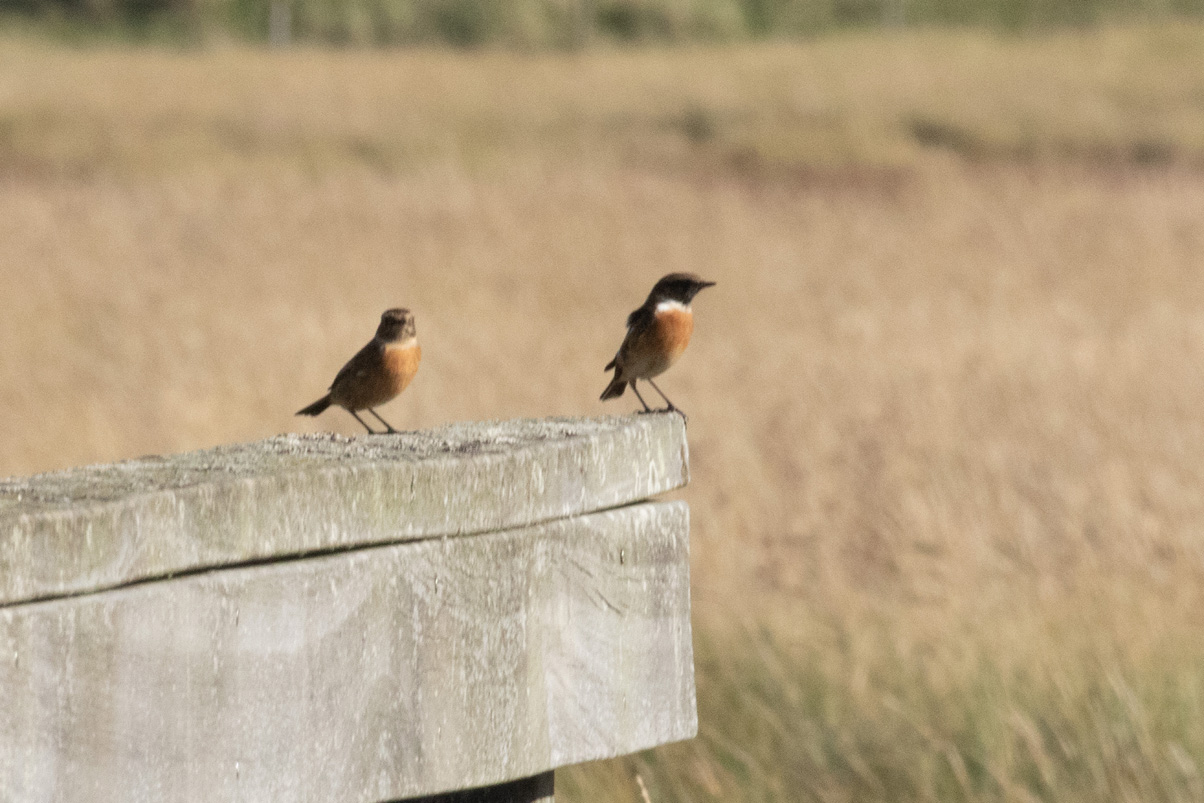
[0,416,695,802]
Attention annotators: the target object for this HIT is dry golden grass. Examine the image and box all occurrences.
[3,24,1204,802]
[4,23,1204,177]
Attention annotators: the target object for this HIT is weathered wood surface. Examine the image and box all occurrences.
[0,415,696,803]
[0,415,688,606]
[1,503,693,801]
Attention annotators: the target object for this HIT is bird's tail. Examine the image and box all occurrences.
[296,394,333,417]
[600,370,626,401]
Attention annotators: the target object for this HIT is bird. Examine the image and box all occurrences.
[297,308,421,434]
[600,272,715,416]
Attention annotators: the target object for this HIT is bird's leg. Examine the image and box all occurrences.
[349,410,378,434]
[629,380,654,414]
[646,379,687,423]
[645,379,677,411]
[368,408,399,434]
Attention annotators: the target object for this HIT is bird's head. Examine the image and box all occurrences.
[376,308,416,342]
[648,273,717,306]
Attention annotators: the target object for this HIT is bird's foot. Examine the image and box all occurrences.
[636,405,688,423]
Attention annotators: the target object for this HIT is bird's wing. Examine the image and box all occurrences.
[626,304,652,331]
[330,340,382,391]
[605,305,651,371]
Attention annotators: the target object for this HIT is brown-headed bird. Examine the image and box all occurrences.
[297,308,420,434]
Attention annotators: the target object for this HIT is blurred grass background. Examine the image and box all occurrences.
[3,8,1204,803]
[5,0,1204,45]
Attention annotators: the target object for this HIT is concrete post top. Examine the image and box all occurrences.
[0,414,688,606]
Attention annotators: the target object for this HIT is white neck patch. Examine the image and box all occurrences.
[655,299,689,313]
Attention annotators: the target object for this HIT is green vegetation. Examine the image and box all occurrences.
[7,0,1204,45]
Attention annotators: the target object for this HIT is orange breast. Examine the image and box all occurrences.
[654,307,694,363]
[619,306,693,380]
[335,340,421,411]
[383,341,421,396]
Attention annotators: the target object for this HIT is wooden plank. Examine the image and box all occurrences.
[0,502,695,802]
[0,414,687,606]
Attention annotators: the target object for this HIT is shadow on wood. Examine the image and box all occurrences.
[403,772,553,803]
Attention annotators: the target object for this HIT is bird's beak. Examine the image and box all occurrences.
[699,280,717,289]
